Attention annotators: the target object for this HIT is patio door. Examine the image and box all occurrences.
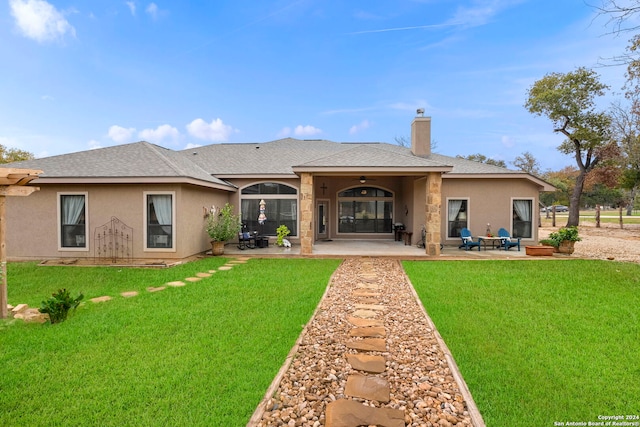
[316,200,329,240]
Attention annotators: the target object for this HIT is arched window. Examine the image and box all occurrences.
[338,186,393,233]
[241,183,297,236]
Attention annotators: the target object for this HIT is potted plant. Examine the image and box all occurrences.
[205,203,241,255]
[276,224,291,247]
[546,226,581,254]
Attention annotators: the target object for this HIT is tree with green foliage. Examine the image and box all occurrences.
[512,151,542,176]
[456,153,506,168]
[0,144,34,164]
[525,67,612,227]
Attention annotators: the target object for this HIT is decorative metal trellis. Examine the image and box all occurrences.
[94,216,133,264]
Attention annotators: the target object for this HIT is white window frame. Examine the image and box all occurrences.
[57,192,89,252]
[446,197,470,240]
[143,191,177,252]
[511,197,534,240]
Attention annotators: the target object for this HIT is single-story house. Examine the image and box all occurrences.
[1,114,554,261]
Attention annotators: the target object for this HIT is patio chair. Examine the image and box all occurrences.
[497,228,521,251]
[459,228,481,251]
[237,231,256,250]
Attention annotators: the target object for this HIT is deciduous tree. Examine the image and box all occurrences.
[0,144,34,164]
[525,67,612,226]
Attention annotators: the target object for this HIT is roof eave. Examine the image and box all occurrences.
[443,173,556,191]
[291,166,453,174]
[29,176,238,191]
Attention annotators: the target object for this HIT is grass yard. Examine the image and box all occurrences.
[1,258,341,426]
[403,259,640,427]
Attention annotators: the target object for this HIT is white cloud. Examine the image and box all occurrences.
[138,124,180,143]
[126,1,136,16]
[145,2,158,19]
[9,0,76,43]
[87,140,102,150]
[294,125,322,136]
[186,118,234,142]
[108,125,136,143]
[183,142,202,150]
[349,119,371,135]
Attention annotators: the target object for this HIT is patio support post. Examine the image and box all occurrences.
[300,172,314,255]
[425,172,442,256]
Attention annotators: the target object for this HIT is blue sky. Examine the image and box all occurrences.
[0,0,632,170]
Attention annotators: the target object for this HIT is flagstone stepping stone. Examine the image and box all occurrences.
[354,303,385,311]
[352,289,379,297]
[325,399,404,427]
[185,277,202,282]
[208,270,217,274]
[218,266,233,271]
[228,260,247,264]
[344,374,391,402]
[147,286,166,292]
[356,283,381,290]
[167,281,186,287]
[196,272,212,278]
[357,297,379,304]
[352,309,378,319]
[120,291,138,298]
[347,316,383,327]
[346,338,386,352]
[346,354,386,373]
[349,326,386,337]
[90,296,112,303]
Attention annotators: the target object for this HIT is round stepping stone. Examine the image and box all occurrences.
[185,277,202,282]
[218,266,233,271]
[147,286,166,292]
[208,270,217,274]
[167,281,186,287]
[196,272,212,278]
[120,291,138,298]
[90,296,112,303]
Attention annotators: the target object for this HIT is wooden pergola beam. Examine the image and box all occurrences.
[0,168,42,319]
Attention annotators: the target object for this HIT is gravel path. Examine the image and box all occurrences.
[250,258,480,427]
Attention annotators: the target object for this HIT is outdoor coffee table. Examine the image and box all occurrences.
[478,236,502,250]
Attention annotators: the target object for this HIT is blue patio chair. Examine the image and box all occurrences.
[497,227,521,251]
[459,228,481,251]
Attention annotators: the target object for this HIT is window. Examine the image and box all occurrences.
[241,183,298,236]
[447,199,468,238]
[145,193,174,249]
[59,193,87,249]
[338,187,393,233]
[512,199,533,238]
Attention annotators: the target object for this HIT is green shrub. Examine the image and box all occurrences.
[276,224,291,246]
[39,288,84,324]
[547,226,581,247]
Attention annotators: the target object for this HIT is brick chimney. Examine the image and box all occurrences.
[411,111,431,157]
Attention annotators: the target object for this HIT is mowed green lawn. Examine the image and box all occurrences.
[403,259,640,427]
[1,258,341,427]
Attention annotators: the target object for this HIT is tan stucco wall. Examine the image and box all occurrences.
[441,178,540,245]
[5,184,230,261]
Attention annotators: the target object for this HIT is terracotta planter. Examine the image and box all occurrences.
[525,245,555,256]
[558,240,575,254]
[211,241,225,256]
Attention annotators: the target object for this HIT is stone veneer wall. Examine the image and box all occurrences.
[425,172,442,256]
[300,173,314,255]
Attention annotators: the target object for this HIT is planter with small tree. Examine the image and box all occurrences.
[205,203,241,255]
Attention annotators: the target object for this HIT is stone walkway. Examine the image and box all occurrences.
[250,258,484,427]
[6,258,251,323]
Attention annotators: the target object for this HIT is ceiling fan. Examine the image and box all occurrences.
[355,175,376,184]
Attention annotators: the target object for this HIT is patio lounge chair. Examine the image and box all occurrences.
[459,228,481,251]
[497,227,521,251]
[237,231,256,250]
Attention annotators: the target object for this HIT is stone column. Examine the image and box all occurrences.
[425,172,442,256]
[299,173,314,255]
